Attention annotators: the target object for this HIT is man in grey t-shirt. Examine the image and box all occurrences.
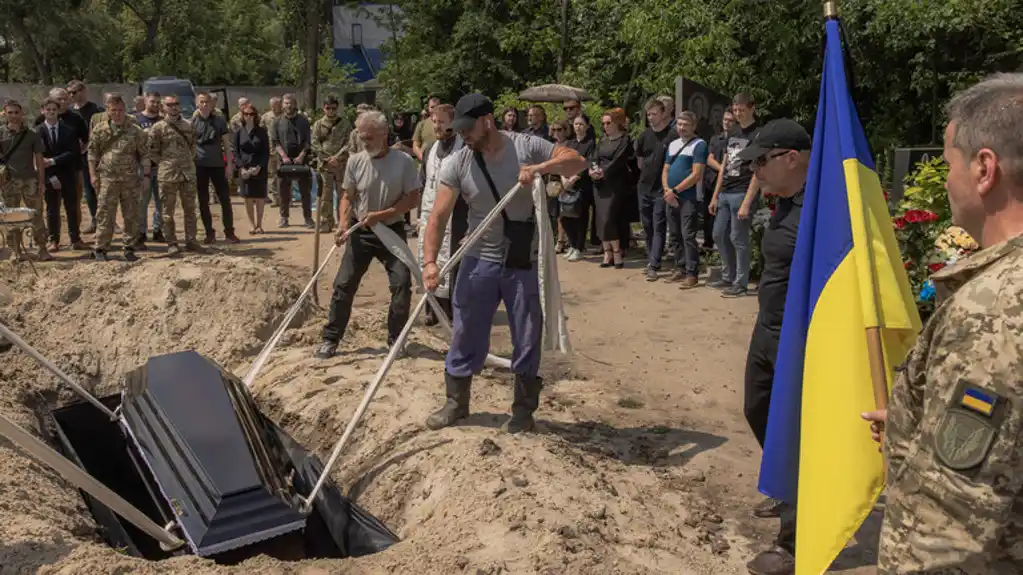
[315,110,421,359]
[421,93,586,434]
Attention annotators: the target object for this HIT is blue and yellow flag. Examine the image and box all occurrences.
[757,16,922,575]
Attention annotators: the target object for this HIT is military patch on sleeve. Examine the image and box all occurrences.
[934,383,1006,471]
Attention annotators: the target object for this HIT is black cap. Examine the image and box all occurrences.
[451,93,494,132]
[736,119,812,161]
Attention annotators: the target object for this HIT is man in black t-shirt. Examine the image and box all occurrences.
[68,81,104,232]
[734,119,811,575]
[702,110,737,250]
[709,93,762,297]
[634,98,678,280]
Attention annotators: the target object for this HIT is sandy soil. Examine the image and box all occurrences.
[0,197,878,574]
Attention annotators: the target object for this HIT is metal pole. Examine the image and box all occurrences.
[0,321,117,420]
[0,411,185,550]
[300,182,527,512]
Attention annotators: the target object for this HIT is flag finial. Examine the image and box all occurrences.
[824,0,839,19]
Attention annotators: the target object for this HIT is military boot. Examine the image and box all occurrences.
[425,372,472,430]
[503,374,543,434]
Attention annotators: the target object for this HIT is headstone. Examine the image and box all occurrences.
[675,77,732,142]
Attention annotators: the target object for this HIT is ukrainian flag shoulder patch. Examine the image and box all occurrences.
[960,386,998,417]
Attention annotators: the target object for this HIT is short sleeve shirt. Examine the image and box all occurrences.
[343,149,420,226]
[193,113,229,167]
[664,137,708,200]
[0,125,44,180]
[437,131,555,263]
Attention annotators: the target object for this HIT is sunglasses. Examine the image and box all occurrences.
[243,112,256,117]
[754,150,791,166]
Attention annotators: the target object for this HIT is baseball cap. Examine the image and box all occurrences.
[451,93,494,132]
[736,119,812,161]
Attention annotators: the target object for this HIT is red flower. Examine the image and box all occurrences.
[903,260,911,269]
[883,190,891,201]
[928,262,946,272]
[893,217,906,229]
[903,209,939,224]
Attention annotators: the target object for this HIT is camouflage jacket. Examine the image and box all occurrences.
[345,127,365,156]
[147,117,197,183]
[261,111,281,134]
[880,235,1023,574]
[311,116,350,171]
[87,120,148,182]
[90,112,138,131]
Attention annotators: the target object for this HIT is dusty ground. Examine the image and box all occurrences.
[0,197,879,574]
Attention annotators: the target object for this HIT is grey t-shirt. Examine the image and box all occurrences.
[438,131,555,263]
[193,113,229,168]
[344,149,420,226]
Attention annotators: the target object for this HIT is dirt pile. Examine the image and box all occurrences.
[0,256,752,574]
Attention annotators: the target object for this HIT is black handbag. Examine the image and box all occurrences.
[473,151,535,270]
[277,163,311,176]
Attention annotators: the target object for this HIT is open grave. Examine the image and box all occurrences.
[0,255,754,575]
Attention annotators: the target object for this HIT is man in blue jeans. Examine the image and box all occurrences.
[634,98,677,281]
[422,94,586,434]
[661,111,708,287]
[709,93,762,297]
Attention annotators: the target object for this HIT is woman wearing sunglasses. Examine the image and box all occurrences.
[232,103,270,234]
[589,108,634,269]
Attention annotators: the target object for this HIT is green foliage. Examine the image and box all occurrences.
[900,157,953,227]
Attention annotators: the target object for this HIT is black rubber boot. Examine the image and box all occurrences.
[425,372,472,430]
[503,374,543,434]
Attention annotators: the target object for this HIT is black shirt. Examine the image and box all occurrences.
[704,131,729,189]
[635,122,678,192]
[72,101,104,136]
[721,121,761,193]
[272,114,311,160]
[756,191,803,332]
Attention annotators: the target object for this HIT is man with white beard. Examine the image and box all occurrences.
[418,104,469,326]
[316,111,421,359]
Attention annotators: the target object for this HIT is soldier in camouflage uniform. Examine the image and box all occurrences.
[863,74,1023,574]
[261,97,284,206]
[0,100,50,261]
[310,96,350,232]
[229,97,251,133]
[148,95,201,255]
[87,94,148,261]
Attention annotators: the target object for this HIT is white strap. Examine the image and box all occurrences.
[0,410,184,550]
[300,182,526,512]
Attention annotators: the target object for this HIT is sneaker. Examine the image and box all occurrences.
[315,340,338,359]
[707,279,729,289]
[279,217,289,228]
[567,249,582,262]
[123,249,138,262]
[167,244,183,256]
[48,241,60,253]
[152,230,166,243]
[667,269,684,282]
[304,219,315,229]
[91,249,109,262]
[203,234,216,245]
[184,240,204,252]
[71,240,91,251]
[645,267,658,282]
[721,285,748,298]
[225,232,241,244]
[680,276,699,289]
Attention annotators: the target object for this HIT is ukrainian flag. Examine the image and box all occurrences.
[757,14,922,575]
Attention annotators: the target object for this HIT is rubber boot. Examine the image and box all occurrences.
[425,372,472,430]
[503,374,543,434]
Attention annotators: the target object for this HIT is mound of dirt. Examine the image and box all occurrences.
[0,256,750,575]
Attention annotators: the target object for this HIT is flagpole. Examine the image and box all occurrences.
[823,0,890,414]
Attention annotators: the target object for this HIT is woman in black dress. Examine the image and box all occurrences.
[560,116,595,262]
[233,103,270,234]
[589,108,634,269]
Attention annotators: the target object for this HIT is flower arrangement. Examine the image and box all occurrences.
[891,157,979,319]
